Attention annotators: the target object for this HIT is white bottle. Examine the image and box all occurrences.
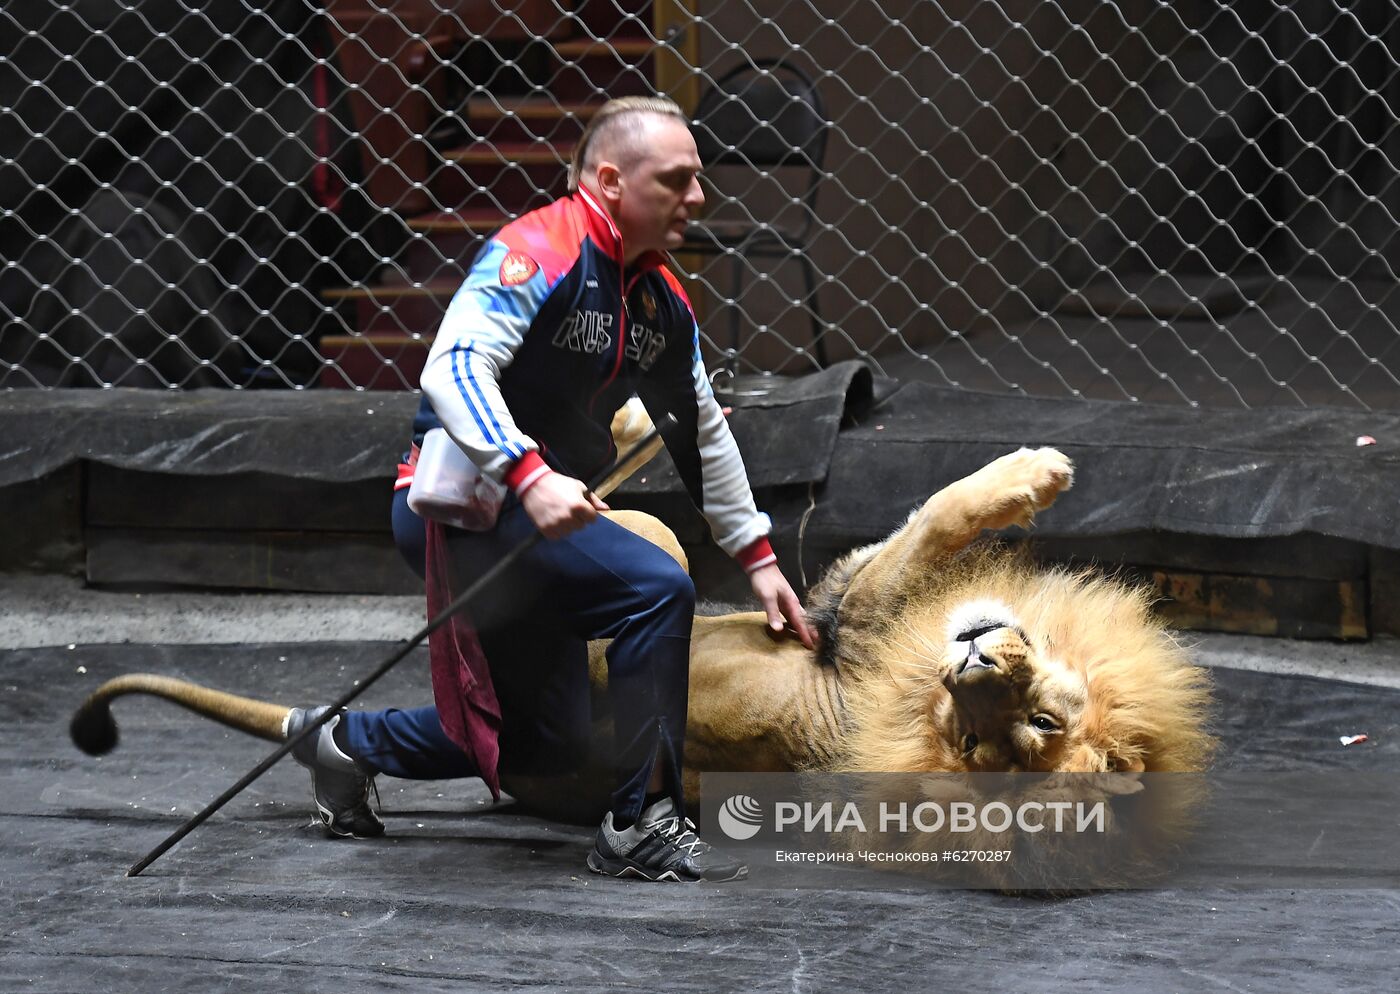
[407,428,506,531]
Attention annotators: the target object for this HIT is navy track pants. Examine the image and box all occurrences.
[343,489,693,821]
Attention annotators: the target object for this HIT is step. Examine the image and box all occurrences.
[321,280,459,302]
[406,209,510,233]
[319,331,432,391]
[564,0,657,39]
[427,164,565,210]
[467,97,601,122]
[320,331,434,350]
[322,279,458,337]
[403,210,525,285]
[455,100,594,147]
[551,36,656,60]
[442,140,575,166]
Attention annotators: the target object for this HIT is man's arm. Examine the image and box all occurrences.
[519,472,609,540]
[636,280,815,648]
[748,562,815,649]
[419,241,546,489]
[420,240,612,538]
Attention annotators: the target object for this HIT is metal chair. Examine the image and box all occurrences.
[682,59,830,373]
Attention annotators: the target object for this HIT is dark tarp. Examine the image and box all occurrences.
[0,362,876,490]
[0,389,419,486]
[4,638,1399,991]
[4,368,1400,549]
[622,360,878,494]
[802,381,1400,547]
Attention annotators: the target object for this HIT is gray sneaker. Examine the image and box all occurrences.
[587,797,747,882]
[284,706,384,839]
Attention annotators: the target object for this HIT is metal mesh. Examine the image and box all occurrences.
[5,1,1400,407]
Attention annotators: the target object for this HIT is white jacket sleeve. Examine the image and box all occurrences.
[418,241,548,484]
[638,318,772,559]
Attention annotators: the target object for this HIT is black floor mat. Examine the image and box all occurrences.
[5,641,1398,992]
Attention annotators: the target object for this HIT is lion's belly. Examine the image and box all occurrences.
[682,613,843,772]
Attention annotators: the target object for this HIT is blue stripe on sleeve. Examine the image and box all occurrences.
[464,343,525,458]
[450,347,509,456]
[451,345,525,459]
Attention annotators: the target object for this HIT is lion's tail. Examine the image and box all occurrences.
[70,674,289,756]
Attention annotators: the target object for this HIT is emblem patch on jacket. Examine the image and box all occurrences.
[499,251,539,286]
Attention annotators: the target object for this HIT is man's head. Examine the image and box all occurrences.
[570,96,704,261]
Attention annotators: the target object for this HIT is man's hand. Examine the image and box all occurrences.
[520,471,609,540]
[748,563,816,650]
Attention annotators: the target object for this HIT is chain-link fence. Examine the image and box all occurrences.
[5,1,1400,408]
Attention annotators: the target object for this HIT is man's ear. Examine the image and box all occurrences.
[596,161,623,200]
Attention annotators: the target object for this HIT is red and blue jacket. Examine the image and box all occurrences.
[412,188,775,568]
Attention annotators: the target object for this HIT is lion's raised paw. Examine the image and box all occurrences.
[1003,447,1073,506]
[977,447,1074,529]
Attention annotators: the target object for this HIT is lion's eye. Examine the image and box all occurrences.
[962,733,979,752]
[1029,714,1059,733]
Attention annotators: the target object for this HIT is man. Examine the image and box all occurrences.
[290,96,814,882]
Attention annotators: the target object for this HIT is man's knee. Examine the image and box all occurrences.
[640,557,695,620]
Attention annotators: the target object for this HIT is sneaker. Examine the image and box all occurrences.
[587,797,748,882]
[284,706,384,839]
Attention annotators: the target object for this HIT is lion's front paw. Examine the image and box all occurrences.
[609,396,654,452]
[980,447,1074,530]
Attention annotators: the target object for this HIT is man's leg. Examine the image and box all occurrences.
[289,491,474,837]
[293,640,591,838]
[298,500,741,876]
[464,510,744,882]
[447,506,695,820]
[294,496,595,835]
[339,706,478,779]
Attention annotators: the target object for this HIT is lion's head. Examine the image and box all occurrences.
[827,546,1215,777]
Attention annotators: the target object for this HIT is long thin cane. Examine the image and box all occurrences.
[127,415,674,877]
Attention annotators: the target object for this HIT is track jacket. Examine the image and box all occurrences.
[414,188,775,569]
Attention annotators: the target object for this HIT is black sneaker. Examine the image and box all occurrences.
[587,797,747,882]
[284,706,384,839]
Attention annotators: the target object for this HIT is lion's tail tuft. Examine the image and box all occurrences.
[70,696,120,755]
[68,674,291,756]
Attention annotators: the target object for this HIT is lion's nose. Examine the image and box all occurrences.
[957,642,998,677]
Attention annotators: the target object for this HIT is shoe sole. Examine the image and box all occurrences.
[586,850,748,883]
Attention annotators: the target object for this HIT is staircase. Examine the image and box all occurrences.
[318,2,691,390]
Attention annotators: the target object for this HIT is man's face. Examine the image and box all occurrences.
[613,117,705,258]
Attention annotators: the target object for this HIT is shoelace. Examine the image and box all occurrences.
[652,814,709,858]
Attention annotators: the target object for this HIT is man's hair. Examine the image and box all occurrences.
[567,96,688,192]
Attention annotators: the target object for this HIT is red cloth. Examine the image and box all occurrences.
[424,519,502,799]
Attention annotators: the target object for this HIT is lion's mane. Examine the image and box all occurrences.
[816,544,1216,775]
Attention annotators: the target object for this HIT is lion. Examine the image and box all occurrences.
[70,437,1215,834]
